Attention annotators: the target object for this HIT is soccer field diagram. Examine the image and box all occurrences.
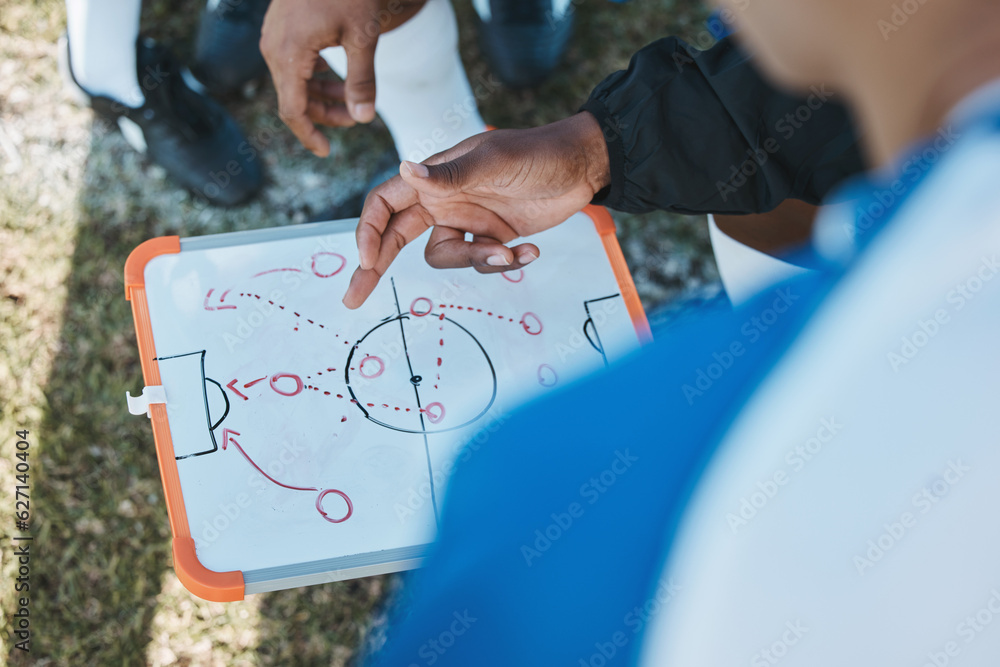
[152,265,626,538]
[134,216,644,576]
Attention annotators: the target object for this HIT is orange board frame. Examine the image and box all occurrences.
[124,207,650,601]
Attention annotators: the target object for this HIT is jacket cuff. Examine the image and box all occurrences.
[579,99,626,209]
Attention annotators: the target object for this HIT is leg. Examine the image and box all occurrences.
[320,0,487,163]
[473,0,574,88]
[62,0,264,206]
[65,0,144,105]
[191,0,271,94]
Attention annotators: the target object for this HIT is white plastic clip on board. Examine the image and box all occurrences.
[126,385,167,418]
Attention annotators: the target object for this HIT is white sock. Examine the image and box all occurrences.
[320,0,487,162]
[65,0,145,106]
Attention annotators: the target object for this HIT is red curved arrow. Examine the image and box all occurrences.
[221,428,316,492]
[220,429,352,523]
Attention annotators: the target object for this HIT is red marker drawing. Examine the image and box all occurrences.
[221,429,352,524]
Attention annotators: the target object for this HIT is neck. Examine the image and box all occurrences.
[846,5,1000,167]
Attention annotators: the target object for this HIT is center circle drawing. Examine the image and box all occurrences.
[345,315,497,434]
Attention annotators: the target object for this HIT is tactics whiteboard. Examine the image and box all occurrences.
[124,207,650,601]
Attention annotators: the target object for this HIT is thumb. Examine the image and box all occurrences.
[342,36,378,123]
[400,157,477,198]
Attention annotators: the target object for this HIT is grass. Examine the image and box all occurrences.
[0,0,717,664]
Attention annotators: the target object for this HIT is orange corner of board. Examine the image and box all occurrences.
[125,237,181,301]
[172,537,245,602]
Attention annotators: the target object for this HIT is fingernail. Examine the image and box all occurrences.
[351,102,375,123]
[487,254,510,267]
[519,251,538,265]
[402,161,429,178]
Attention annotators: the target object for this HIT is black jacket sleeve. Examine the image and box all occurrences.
[579,36,865,215]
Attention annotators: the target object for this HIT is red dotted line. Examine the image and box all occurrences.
[300,381,441,416]
[296,383,423,423]
[435,303,542,334]
[437,303,517,323]
[305,366,339,382]
[436,320,444,390]
[299,349,434,414]
[237,293,353,344]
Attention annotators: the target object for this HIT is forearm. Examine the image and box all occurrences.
[581,36,865,215]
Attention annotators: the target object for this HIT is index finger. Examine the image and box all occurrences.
[343,204,434,309]
[272,58,331,157]
[356,174,419,270]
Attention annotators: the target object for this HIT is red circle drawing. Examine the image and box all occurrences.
[502,269,525,283]
[316,488,353,523]
[359,355,385,379]
[311,252,346,278]
[409,297,433,317]
[537,364,558,387]
[521,312,543,335]
[270,373,304,396]
[424,402,445,424]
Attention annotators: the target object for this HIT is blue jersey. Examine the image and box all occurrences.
[370,89,1000,667]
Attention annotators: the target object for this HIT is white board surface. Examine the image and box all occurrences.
[141,212,642,583]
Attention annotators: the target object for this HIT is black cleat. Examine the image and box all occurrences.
[62,35,263,207]
[191,0,271,95]
[473,0,574,89]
